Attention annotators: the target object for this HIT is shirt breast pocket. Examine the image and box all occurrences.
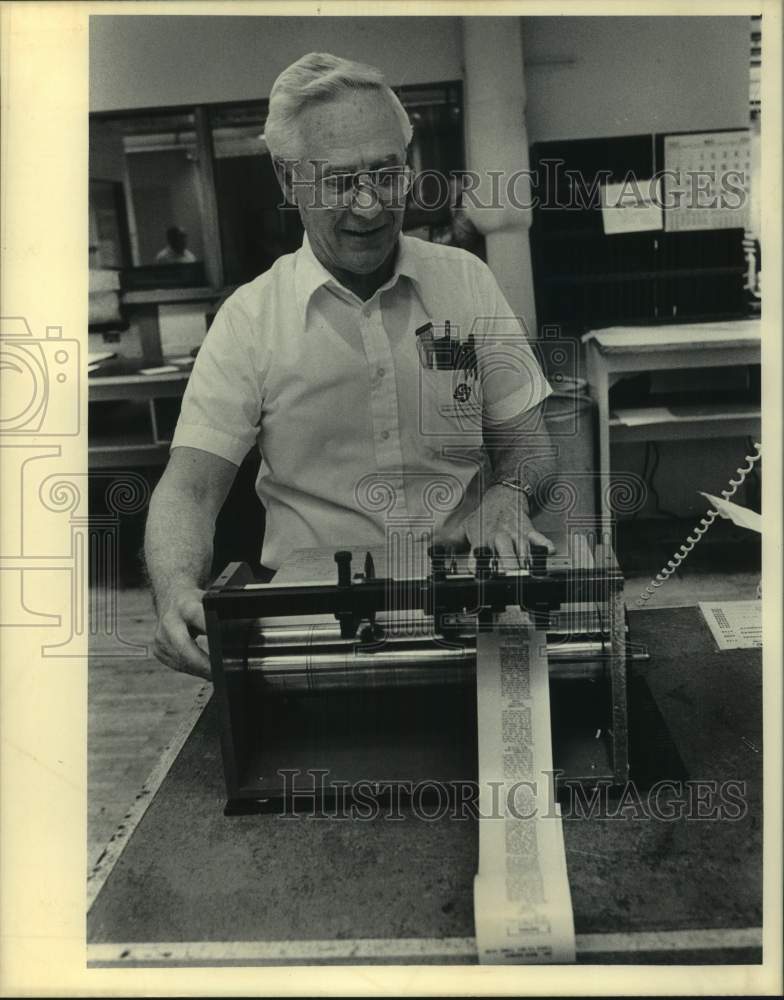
[418,367,484,448]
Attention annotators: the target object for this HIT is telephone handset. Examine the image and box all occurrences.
[636,441,762,607]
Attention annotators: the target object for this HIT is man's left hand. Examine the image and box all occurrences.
[462,484,555,567]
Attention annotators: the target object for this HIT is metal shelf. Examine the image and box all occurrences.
[609,402,760,443]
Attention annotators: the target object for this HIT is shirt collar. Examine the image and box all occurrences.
[294,233,422,325]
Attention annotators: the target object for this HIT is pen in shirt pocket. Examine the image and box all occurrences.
[415,321,441,369]
[416,320,461,371]
[455,332,478,380]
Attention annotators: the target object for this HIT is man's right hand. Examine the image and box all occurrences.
[152,587,212,680]
[145,448,239,682]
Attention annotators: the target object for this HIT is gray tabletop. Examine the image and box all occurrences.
[87,606,762,966]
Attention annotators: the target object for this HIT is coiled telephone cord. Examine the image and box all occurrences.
[635,441,762,607]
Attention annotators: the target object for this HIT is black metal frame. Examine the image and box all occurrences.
[204,549,630,813]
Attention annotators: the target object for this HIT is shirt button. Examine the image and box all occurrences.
[381,430,390,441]
[376,367,386,378]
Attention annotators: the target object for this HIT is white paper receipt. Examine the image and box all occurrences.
[473,609,576,964]
[699,601,762,651]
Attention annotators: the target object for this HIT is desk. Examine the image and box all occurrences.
[89,362,190,468]
[583,320,761,523]
[86,606,762,967]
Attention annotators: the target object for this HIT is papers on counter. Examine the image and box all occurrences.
[139,365,182,376]
[699,601,762,650]
[612,406,674,427]
[87,351,117,366]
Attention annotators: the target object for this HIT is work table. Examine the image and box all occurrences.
[87,604,762,967]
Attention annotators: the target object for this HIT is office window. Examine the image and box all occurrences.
[122,111,204,266]
[402,83,465,233]
[90,111,212,289]
[209,103,303,287]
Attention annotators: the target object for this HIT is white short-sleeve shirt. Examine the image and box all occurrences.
[172,235,551,569]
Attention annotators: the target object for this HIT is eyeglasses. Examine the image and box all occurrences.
[317,165,413,207]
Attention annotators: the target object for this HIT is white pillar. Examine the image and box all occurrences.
[461,18,537,340]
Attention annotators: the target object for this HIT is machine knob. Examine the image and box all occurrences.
[530,543,548,576]
[473,545,493,579]
[428,543,447,578]
[334,550,353,587]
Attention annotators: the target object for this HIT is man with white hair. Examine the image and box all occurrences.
[145,52,555,678]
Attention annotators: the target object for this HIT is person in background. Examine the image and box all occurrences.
[156,225,197,264]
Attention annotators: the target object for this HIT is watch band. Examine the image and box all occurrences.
[496,478,534,500]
